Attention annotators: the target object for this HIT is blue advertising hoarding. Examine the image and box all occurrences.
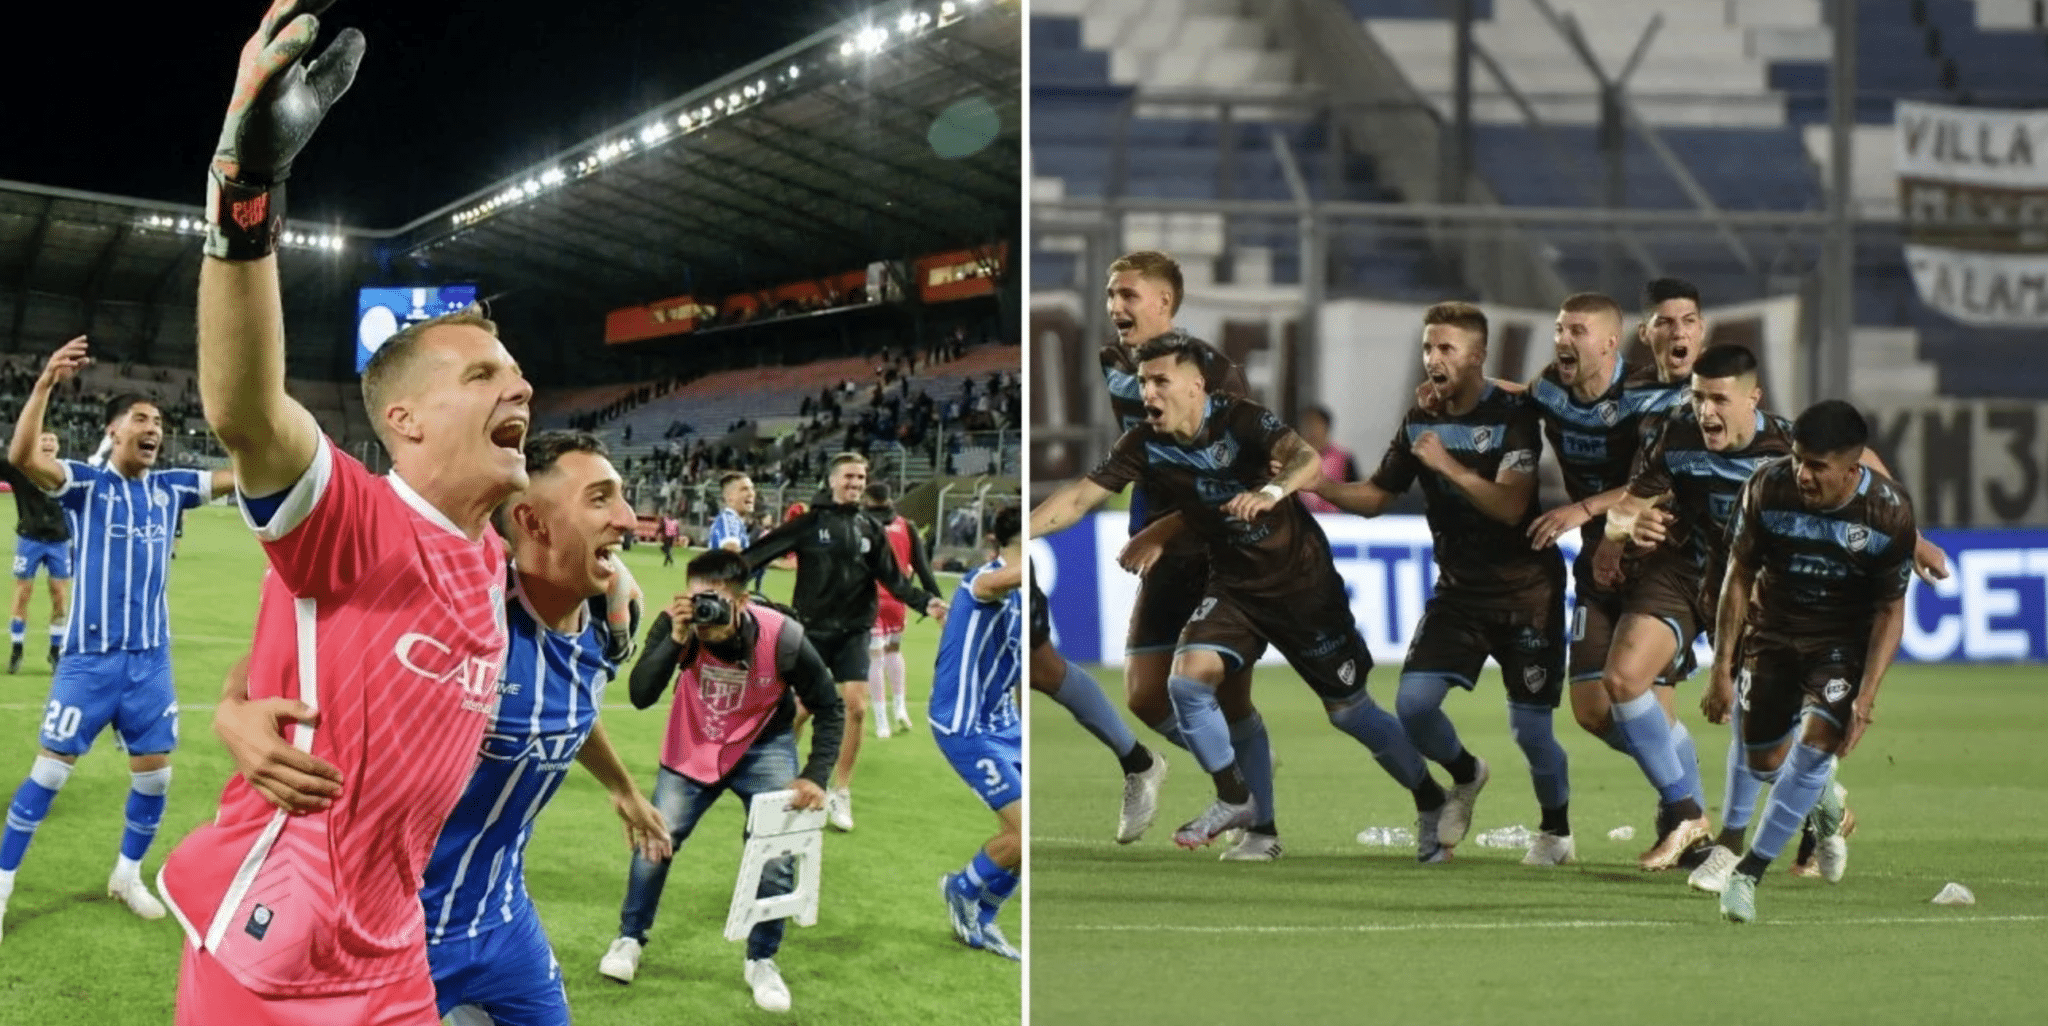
[355,284,479,374]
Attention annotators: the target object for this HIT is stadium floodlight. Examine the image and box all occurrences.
[640,122,669,145]
[789,63,800,78]
[898,13,915,32]
[941,0,956,14]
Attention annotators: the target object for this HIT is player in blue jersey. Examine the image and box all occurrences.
[0,337,233,940]
[3,431,72,675]
[935,506,1023,961]
[708,471,768,592]
[209,430,670,1025]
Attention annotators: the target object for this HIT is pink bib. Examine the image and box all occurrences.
[662,604,790,784]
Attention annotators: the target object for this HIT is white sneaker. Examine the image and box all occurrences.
[1171,798,1257,849]
[1817,835,1848,884]
[876,719,893,739]
[1416,806,1452,864]
[1520,831,1576,866]
[107,872,166,920]
[1219,831,1283,861]
[1687,845,1740,895]
[745,957,793,1012]
[1115,753,1168,844]
[827,789,855,832]
[1438,757,1489,846]
[0,873,13,945]
[598,936,643,984]
[894,710,914,732]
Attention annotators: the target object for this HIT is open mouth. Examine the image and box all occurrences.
[137,437,161,456]
[1702,422,1725,444]
[1556,352,1579,375]
[489,417,528,453]
[1142,404,1164,422]
[1669,345,1690,364]
[1427,371,1450,386]
[1112,316,1135,337]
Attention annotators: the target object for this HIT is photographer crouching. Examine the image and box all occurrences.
[595,550,844,1013]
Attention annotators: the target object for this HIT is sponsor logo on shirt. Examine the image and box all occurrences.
[394,632,502,713]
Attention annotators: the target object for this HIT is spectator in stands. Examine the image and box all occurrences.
[1294,404,1359,515]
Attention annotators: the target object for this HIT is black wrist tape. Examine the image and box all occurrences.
[205,168,284,261]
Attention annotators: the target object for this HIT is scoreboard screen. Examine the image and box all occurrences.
[356,284,479,373]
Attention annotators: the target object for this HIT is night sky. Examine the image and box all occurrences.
[0,0,858,227]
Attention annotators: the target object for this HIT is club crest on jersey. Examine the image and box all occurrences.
[1596,400,1620,425]
[1822,677,1851,703]
[245,904,273,941]
[1844,524,1870,552]
[1471,426,1495,452]
[151,491,171,508]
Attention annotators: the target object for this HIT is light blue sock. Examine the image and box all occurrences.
[1146,716,1190,752]
[1395,673,1465,764]
[7,619,22,644]
[1509,703,1570,810]
[1671,719,1706,812]
[1328,695,1429,789]
[1748,743,1835,863]
[1598,721,1633,755]
[1,757,71,872]
[120,768,171,862]
[1613,691,1692,806]
[1229,714,1276,826]
[1165,676,1236,774]
[1722,735,1764,833]
[1051,662,1137,759]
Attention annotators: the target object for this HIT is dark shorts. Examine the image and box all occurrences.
[1570,550,1696,687]
[1178,574,1373,703]
[1029,575,1051,651]
[1739,637,1865,745]
[807,628,871,683]
[1404,574,1568,710]
[1127,549,1212,655]
[1621,551,1706,676]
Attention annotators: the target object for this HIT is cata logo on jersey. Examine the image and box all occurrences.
[394,632,503,713]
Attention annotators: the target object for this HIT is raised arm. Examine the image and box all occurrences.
[1029,477,1115,539]
[8,339,88,492]
[199,2,366,497]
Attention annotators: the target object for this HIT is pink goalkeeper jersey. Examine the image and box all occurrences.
[160,438,508,998]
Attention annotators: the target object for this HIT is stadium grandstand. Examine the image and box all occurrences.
[3,0,1020,560]
[1029,3,2047,1023]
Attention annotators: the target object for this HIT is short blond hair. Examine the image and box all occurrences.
[1422,301,1489,347]
[1107,250,1184,314]
[361,308,498,444]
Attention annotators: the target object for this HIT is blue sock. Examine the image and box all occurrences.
[1613,692,1692,806]
[1051,662,1137,759]
[1229,713,1276,827]
[1722,735,1764,833]
[953,849,1002,900]
[1146,716,1190,752]
[1509,703,1570,810]
[1598,721,1633,755]
[976,864,1019,925]
[2,757,71,873]
[7,619,22,644]
[1671,719,1706,812]
[1395,673,1464,764]
[1165,676,1236,774]
[1328,695,1429,790]
[120,769,171,862]
[1747,743,1835,864]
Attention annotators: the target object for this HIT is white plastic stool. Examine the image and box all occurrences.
[723,789,827,942]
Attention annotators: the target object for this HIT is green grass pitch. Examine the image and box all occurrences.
[0,502,1019,1024]
[1029,658,2048,1026]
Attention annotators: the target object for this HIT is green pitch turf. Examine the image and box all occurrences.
[1031,660,2048,1026]
[0,503,1019,1025]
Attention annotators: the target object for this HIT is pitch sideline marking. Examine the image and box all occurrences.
[1050,914,2048,934]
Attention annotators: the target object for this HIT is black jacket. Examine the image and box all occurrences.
[0,459,69,543]
[742,502,939,634]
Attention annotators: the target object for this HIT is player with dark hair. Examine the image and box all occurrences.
[2,430,70,674]
[862,480,941,737]
[597,548,844,1010]
[743,452,945,831]
[936,506,1025,961]
[1704,401,1916,922]
[0,341,234,941]
[1034,336,1448,860]
[1314,302,1573,864]
[1097,250,1282,860]
[1293,404,1359,515]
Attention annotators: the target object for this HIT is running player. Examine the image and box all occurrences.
[1028,561,1168,843]
[1702,402,1915,923]
[0,341,234,941]
[1096,250,1281,861]
[159,7,533,1019]
[743,454,945,830]
[1313,303,1574,864]
[864,482,941,737]
[936,506,1024,962]
[2,431,70,674]
[1032,336,1448,860]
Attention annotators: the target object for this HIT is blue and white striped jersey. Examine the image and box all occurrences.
[49,460,206,653]
[929,558,1021,738]
[420,573,616,944]
[707,507,750,551]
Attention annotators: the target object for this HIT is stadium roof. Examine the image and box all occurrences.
[0,0,1019,349]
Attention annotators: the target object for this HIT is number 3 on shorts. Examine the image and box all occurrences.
[975,758,1004,788]
[41,700,81,742]
[1191,597,1218,622]
[10,555,24,576]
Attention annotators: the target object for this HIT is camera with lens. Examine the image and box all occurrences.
[690,592,735,626]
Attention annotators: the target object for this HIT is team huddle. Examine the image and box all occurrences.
[1031,250,1946,923]
[0,3,1023,1024]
